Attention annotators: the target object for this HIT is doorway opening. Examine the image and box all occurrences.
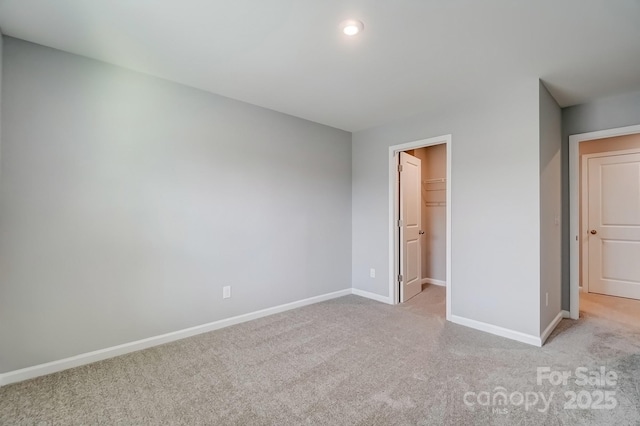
[569,124,640,320]
[388,135,451,321]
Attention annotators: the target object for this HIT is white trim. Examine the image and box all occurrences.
[562,310,572,319]
[580,148,640,295]
[581,153,590,293]
[446,137,452,320]
[540,311,564,345]
[421,278,446,287]
[449,315,542,347]
[388,135,452,322]
[351,288,392,304]
[569,124,640,320]
[0,289,351,387]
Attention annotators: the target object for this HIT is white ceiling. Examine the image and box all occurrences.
[1,0,640,131]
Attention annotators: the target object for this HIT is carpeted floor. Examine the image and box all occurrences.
[1,286,639,425]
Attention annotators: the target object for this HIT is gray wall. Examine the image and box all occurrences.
[352,80,542,337]
[539,82,562,332]
[561,90,640,310]
[0,38,352,373]
[0,31,3,185]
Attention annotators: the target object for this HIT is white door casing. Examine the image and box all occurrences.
[587,152,640,300]
[570,125,640,320]
[399,152,422,302]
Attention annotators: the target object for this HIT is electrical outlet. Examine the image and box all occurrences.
[545,292,548,307]
[370,268,376,278]
[223,286,231,299]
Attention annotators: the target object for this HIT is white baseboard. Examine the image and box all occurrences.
[562,310,572,319]
[540,311,564,345]
[421,278,446,287]
[0,288,352,387]
[449,315,542,347]
[351,288,392,304]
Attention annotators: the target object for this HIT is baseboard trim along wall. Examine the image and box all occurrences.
[0,288,352,387]
[421,278,446,287]
[351,288,392,304]
[449,315,544,347]
[540,311,564,345]
[0,288,566,386]
[562,310,572,319]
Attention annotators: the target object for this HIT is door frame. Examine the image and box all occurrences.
[388,134,452,320]
[569,124,640,319]
[581,148,640,294]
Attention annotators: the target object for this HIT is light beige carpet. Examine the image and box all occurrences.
[1,286,639,425]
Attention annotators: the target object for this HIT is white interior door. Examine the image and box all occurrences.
[588,152,640,300]
[399,152,422,302]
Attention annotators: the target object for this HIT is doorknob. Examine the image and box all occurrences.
[419,230,425,235]
[590,230,597,235]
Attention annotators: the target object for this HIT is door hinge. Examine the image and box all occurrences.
[397,219,403,227]
[398,164,403,172]
[398,274,403,282]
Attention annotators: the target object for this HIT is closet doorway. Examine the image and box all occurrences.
[389,135,451,320]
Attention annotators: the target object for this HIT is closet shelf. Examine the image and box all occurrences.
[422,178,446,184]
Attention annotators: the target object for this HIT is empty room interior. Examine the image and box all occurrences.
[1,1,640,424]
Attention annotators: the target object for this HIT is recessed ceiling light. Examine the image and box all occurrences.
[340,19,364,36]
